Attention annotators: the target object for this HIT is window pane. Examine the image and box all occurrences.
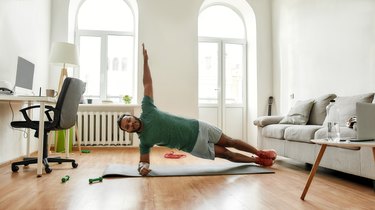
[79,36,101,98]
[107,35,134,100]
[198,5,245,39]
[78,0,134,31]
[225,44,244,104]
[198,42,218,104]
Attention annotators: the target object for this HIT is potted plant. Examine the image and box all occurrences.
[122,95,132,104]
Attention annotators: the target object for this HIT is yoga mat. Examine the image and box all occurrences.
[102,163,274,177]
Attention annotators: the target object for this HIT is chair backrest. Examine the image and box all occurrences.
[55,77,86,129]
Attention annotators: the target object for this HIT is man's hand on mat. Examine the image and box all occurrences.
[139,167,151,176]
[138,162,151,176]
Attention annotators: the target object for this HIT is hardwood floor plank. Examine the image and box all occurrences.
[0,147,373,210]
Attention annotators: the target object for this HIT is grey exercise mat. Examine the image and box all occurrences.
[102,163,274,177]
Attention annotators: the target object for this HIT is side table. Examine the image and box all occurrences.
[300,139,375,200]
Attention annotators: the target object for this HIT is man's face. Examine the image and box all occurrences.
[120,115,141,133]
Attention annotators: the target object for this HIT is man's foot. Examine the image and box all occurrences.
[256,149,277,160]
[255,157,274,167]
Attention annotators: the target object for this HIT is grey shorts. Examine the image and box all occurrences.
[190,121,223,160]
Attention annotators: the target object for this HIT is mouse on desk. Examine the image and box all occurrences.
[0,80,14,95]
[0,87,14,95]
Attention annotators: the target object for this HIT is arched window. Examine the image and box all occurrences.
[76,0,136,102]
[199,5,245,39]
[198,4,247,139]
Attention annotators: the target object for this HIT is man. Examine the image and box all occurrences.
[118,44,277,176]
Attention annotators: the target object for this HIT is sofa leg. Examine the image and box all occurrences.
[373,180,375,191]
[305,163,312,170]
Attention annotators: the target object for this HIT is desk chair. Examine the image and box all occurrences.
[11,77,86,173]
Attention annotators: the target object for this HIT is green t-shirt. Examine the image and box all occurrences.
[137,96,199,154]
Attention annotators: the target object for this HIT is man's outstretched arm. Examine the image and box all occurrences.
[142,43,153,99]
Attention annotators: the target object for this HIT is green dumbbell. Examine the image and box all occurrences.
[61,175,70,183]
[81,150,91,153]
[89,177,103,184]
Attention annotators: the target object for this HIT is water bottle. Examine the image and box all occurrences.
[326,99,341,142]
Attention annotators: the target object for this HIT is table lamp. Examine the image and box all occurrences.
[49,42,79,93]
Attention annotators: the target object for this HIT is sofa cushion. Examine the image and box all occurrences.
[307,94,337,125]
[279,99,314,125]
[284,125,323,143]
[323,93,374,127]
[262,124,291,139]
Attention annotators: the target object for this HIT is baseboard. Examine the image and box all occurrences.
[0,151,38,168]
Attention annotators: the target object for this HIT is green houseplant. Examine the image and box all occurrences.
[122,95,132,104]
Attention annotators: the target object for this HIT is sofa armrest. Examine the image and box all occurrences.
[253,116,284,127]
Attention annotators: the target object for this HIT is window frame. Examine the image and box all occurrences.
[198,36,247,107]
[74,0,137,102]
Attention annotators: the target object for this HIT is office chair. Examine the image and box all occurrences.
[11,77,86,173]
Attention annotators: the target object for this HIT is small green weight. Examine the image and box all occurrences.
[89,177,103,184]
[61,175,70,183]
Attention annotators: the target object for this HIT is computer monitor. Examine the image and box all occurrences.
[14,56,35,95]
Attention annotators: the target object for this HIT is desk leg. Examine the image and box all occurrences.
[37,102,45,177]
[26,101,32,157]
[300,144,327,200]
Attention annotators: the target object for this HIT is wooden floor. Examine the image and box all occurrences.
[0,147,374,210]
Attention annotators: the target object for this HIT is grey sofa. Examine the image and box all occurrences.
[254,93,375,182]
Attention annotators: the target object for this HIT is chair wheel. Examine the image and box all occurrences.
[24,164,29,166]
[72,162,78,168]
[11,165,19,172]
[45,167,52,173]
[58,162,62,164]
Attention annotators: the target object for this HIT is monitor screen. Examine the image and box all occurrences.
[15,56,35,90]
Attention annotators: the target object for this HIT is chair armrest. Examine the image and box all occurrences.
[19,105,41,123]
[19,105,58,122]
[44,106,59,121]
[253,116,284,127]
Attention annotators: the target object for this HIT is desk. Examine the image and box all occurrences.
[300,139,375,200]
[0,95,56,177]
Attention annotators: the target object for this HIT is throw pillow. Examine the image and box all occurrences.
[323,93,375,126]
[279,99,314,125]
[307,94,337,125]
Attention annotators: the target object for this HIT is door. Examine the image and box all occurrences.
[198,41,246,139]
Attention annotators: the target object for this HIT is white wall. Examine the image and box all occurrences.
[0,0,51,164]
[49,0,71,90]
[247,0,273,145]
[137,0,202,118]
[272,0,375,114]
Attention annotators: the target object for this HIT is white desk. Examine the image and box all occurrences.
[0,95,56,177]
[300,139,375,200]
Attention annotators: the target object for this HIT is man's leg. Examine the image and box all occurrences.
[216,133,261,155]
[214,144,257,163]
[214,144,273,166]
[215,134,277,160]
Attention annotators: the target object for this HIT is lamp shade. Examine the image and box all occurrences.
[49,42,79,67]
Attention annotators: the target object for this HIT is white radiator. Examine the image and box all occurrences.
[76,104,139,146]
